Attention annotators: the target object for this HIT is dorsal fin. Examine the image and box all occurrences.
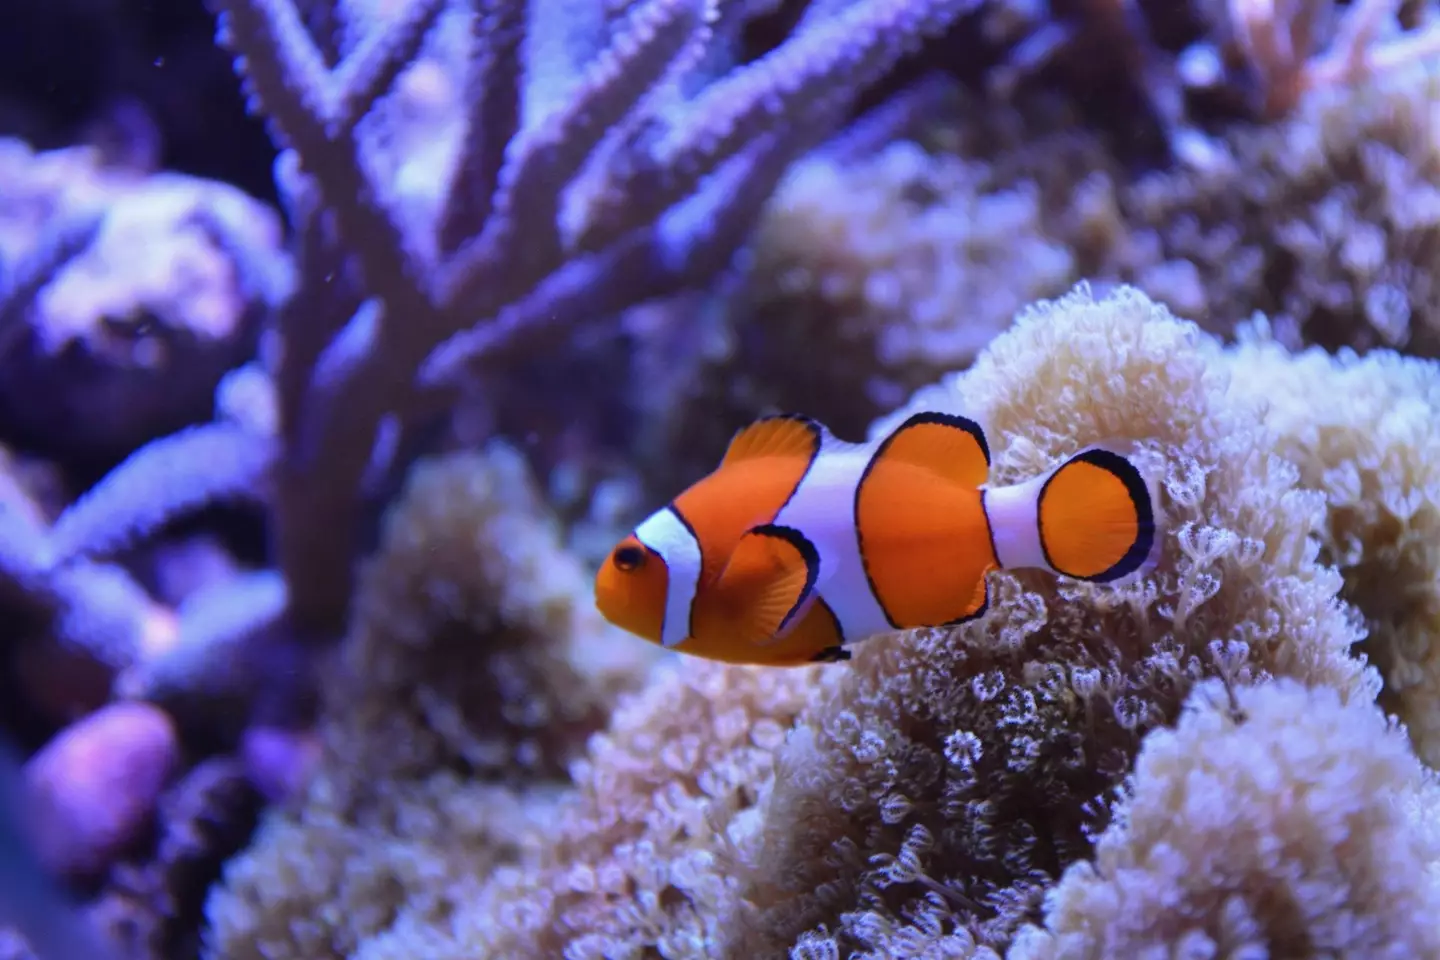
[713,523,819,647]
[871,411,990,488]
[720,414,824,467]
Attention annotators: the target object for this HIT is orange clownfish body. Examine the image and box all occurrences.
[594,410,1162,667]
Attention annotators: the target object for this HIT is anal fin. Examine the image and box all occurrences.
[954,571,991,625]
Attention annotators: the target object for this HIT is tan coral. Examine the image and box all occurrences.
[203,445,656,959]
[721,107,1088,442]
[1009,678,1440,959]
[736,56,1440,449]
[321,443,657,796]
[645,95,1104,499]
[442,661,818,959]
[1224,324,1440,764]
[435,284,1387,959]
[730,283,1377,956]
[755,141,1077,383]
[204,286,1433,959]
[1122,58,1440,355]
[204,775,566,960]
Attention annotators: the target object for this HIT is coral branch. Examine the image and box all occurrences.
[459,0,713,288]
[61,0,980,640]
[51,423,276,565]
[435,0,527,253]
[641,0,978,226]
[208,0,442,303]
[0,211,105,359]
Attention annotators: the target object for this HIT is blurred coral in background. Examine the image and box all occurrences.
[1,0,1439,958]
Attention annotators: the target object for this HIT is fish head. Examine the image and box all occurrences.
[594,532,668,645]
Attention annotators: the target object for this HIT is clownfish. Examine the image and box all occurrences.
[594,411,1161,666]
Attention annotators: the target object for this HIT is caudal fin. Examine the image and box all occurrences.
[1032,443,1161,583]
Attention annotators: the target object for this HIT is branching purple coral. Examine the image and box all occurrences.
[0,497,157,689]
[0,505,55,616]
[49,423,276,566]
[0,211,105,361]
[255,0,983,634]
[54,0,980,646]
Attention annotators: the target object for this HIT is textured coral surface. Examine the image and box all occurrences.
[5,2,1440,959]
[1011,679,1440,959]
[202,284,1440,959]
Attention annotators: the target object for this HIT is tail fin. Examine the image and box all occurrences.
[986,443,1161,583]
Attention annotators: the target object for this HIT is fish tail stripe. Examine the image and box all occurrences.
[978,489,1001,567]
[1037,447,1156,583]
[982,479,1046,571]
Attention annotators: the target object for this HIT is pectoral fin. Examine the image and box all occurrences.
[714,523,820,647]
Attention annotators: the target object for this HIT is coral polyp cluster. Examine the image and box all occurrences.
[205,284,1440,958]
[1,0,1439,958]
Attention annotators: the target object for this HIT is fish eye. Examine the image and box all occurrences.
[612,544,645,572]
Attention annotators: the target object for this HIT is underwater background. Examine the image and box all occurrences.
[1,0,1440,957]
